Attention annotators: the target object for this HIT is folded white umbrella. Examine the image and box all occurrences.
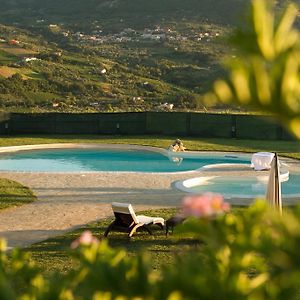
[265,153,282,214]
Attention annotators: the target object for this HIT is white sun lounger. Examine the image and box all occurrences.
[104,202,165,237]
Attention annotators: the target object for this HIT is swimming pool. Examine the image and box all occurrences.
[0,145,250,173]
[176,173,300,198]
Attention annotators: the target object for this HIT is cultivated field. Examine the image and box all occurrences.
[0,44,37,57]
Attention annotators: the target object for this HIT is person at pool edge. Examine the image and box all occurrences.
[168,139,186,152]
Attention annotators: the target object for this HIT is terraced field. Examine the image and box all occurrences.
[0,0,292,112]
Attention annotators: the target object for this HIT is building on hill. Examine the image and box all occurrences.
[9,39,20,45]
[22,57,38,62]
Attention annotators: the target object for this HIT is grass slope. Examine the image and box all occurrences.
[0,178,36,210]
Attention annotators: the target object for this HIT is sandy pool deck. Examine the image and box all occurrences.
[0,147,299,250]
[0,171,199,250]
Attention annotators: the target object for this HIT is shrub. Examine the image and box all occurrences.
[1,201,300,299]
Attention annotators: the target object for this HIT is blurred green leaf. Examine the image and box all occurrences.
[208,0,300,138]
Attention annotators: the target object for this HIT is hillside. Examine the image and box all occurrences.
[0,0,249,27]
[0,0,289,112]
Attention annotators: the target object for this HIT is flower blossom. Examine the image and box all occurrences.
[182,193,230,218]
[71,230,99,249]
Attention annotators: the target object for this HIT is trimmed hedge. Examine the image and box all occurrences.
[0,112,293,140]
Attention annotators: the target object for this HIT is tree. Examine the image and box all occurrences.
[205,0,300,138]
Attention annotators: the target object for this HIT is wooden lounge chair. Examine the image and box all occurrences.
[104,202,165,237]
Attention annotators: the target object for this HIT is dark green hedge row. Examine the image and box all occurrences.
[0,112,293,140]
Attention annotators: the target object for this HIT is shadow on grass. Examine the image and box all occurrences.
[23,207,201,272]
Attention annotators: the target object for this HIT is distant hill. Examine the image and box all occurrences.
[0,0,249,27]
[0,0,292,112]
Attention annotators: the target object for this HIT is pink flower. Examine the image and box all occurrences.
[71,230,99,249]
[182,193,230,218]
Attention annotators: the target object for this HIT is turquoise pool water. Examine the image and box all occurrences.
[187,174,300,198]
[0,148,250,172]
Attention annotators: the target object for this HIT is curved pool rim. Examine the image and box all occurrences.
[0,143,253,174]
[174,168,300,199]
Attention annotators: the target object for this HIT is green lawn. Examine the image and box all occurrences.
[0,135,300,158]
[0,178,36,210]
[26,208,186,275]
[26,206,246,275]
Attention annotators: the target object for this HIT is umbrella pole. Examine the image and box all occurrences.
[274,153,282,214]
